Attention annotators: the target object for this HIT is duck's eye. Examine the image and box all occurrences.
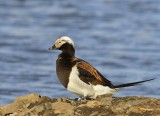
[59,41,61,43]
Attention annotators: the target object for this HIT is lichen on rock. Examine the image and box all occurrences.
[0,93,160,116]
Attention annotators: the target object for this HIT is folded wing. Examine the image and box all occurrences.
[75,60,114,88]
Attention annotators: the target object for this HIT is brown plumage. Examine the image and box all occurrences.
[76,60,113,87]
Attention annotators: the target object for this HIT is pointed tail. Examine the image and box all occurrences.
[113,78,155,88]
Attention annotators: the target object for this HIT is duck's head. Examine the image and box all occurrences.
[49,36,75,51]
[49,36,75,57]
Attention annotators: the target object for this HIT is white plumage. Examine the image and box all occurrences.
[67,65,116,99]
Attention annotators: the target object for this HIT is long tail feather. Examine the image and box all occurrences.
[113,78,155,88]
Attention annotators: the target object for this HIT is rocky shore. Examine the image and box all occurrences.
[0,93,160,116]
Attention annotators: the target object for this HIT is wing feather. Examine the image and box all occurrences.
[77,62,103,81]
[75,60,113,87]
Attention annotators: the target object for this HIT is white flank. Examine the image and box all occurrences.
[67,66,116,98]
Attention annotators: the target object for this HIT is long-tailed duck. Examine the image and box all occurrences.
[49,36,154,99]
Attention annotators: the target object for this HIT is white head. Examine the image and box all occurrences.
[49,36,75,50]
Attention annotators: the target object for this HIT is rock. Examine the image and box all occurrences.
[52,102,75,115]
[0,94,160,116]
[86,101,104,108]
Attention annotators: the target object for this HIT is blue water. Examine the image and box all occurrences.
[0,0,160,105]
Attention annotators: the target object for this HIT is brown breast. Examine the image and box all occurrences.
[56,57,75,88]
